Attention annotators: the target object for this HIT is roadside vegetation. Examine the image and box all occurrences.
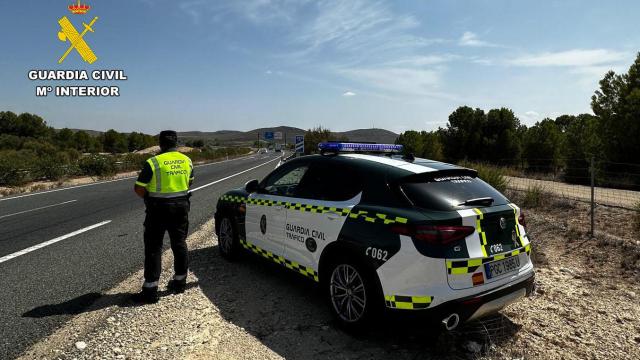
[396,52,640,190]
[0,112,249,186]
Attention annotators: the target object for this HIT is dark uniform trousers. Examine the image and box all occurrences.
[143,197,190,283]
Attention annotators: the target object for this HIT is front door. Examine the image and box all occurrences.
[245,162,310,257]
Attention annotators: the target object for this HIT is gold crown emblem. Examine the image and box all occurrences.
[68,0,91,15]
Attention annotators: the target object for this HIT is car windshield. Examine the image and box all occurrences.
[400,175,509,211]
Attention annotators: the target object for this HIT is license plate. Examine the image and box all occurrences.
[484,256,520,279]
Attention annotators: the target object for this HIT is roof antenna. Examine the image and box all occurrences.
[402,153,415,162]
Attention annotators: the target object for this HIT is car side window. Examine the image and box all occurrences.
[262,164,309,197]
[295,163,362,201]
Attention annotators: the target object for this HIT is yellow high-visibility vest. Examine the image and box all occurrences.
[137,151,193,198]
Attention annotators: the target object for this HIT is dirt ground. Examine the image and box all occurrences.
[17,196,640,360]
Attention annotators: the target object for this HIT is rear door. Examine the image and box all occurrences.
[282,162,363,278]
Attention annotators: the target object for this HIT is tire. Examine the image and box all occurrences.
[217,216,241,260]
[323,255,383,330]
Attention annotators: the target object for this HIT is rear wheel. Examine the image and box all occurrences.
[218,216,241,260]
[324,256,382,329]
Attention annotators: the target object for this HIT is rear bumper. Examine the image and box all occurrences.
[388,272,535,324]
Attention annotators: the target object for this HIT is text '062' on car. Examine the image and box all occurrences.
[214,142,534,330]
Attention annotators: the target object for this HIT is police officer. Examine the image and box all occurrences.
[133,130,194,303]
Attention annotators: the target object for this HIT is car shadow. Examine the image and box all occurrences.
[190,245,522,360]
[22,283,199,318]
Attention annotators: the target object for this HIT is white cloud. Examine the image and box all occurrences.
[342,91,356,97]
[339,67,454,99]
[520,111,541,124]
[507,49,628,67]
[293,0,441,60]
[180,0,309,26]
[265,70,273,75]
[458,31,499,47]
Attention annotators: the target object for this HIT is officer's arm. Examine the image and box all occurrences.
[189,160,194,187]
[134,184,147,198]
[135,162,153,198]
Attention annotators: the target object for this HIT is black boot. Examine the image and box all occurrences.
[167,279,186,294]
[131,287,159,304]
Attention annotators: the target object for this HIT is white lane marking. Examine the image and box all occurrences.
[190,156,281,193]
[0,220,111,264]
[0,200,77,220]
[0,154,259,202]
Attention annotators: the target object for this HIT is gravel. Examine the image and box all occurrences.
[17,200,640,360]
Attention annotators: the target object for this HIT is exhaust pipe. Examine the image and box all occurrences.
[441,313,460,331]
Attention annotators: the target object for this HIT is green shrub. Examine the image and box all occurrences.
[460,161,508,193]
[0,150,38,186]
[35,152,73,181]
[522,184,546,208]
[120,153,150,172]
[78,155,116,177]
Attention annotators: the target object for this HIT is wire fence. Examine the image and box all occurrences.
[486,158,640,236]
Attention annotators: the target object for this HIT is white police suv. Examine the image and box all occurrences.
[214,142,534,329]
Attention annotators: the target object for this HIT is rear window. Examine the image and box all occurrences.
[400,175,509,211]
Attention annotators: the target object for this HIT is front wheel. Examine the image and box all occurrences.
[217,216,241,260]
[325,258,382,329]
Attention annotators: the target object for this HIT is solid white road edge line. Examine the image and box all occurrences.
[0,220,112,265]
[0,154,258,202]
[0,200,78,220]
[189,156,281,193]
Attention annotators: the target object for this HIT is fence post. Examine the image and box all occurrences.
[590,156,595,237]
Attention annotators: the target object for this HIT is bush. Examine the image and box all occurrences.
[0,150,38,186]
[522,184,546,208]
[460,161,508,193]
[78,155,116,177]
[120,153,150,172]
[35,152,74,181]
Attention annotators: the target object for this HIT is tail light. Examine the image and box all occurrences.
[391,225,475,245]
[518,212,526,228]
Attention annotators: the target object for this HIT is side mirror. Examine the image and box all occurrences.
[245,179,260,193]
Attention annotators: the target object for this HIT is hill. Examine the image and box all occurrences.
[64,126,399,145]
[177,127,398,145]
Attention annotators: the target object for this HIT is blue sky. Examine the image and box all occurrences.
[1,0,639,134]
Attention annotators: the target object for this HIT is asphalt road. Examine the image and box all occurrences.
[0,152,281,359]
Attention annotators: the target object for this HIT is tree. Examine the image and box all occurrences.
[483,108,522,164]
[304,126,345,154]
[396,130,424,156]
[15,113,50,138]
[523,119,563,172]
[74,130,101,153]
[442,106,486,161]
[591,52,640,166]
[396,130,444,161]
[103,129,128,153]
[564,114,603,184]
[55,128,75,149]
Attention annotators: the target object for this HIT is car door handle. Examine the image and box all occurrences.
[326,211,341,220]
[274,205,284,211]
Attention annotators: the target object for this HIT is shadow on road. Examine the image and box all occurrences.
[190,244,521,360]
[22,283,199,318]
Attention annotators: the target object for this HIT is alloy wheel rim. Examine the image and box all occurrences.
[329,264,367,322]
[219,218,233,253]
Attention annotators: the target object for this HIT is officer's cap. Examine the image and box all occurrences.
[159,130,178,148]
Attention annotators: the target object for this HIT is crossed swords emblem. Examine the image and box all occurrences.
[57,16,98,64]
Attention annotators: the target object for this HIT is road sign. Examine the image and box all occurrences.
[264,131,274,140]
[274,132,283,140]
[295,135,304,154]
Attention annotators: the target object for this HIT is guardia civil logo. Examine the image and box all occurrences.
[57,1,99,64]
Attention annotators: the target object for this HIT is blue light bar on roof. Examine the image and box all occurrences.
[318,142,403,153]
